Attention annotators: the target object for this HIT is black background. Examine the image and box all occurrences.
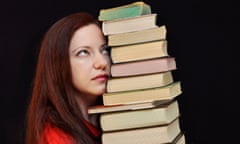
[0,0,232,144]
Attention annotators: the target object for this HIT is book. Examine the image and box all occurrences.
[171,133,186,144]
[88,99,173,114]
[111,40,168,64]
[103,81,182,105]
[111,57,176,77]
[99,100,179,132]
[102,13,157,35]
[98,1,151,21]
[108,25,167,46]
[101,118,181,144]
[97,2,186,144]
[107,71,173,93]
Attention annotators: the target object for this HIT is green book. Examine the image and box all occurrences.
[98,1,151,21]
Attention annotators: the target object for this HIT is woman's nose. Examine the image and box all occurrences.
[94,53,108,70]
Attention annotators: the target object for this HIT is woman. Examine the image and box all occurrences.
[25,12,111,144]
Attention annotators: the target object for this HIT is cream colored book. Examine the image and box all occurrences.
[100,100,179,132]
[88,99,172,114]
[108,25,166,46]
[170,133,186,144]
[101,118,181,144]
[103,81,182,105]
[106,71,173,93]
[98,1,151,21]
[102,13,157,35]
[111,40,168,64]
[174,133,186,144]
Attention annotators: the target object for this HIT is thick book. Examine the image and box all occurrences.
[101,118,181,144]
[102,13,157,35]
[111,57,176,77]
[88,99,173,114]
[108,25,166,46]
[111,40,168,64]
[103,81,182,106]
[107,71,173,93]
[98,1,151,21]
[100,100,179,132]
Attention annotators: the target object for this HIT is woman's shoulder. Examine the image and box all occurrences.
[40,123,74,144]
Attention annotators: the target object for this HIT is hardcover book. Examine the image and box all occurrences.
[171,133,186,144]
[111,40,168,64]
[102,13,157,35]
[103,81,182,105]
[98,1,151,21]
[111,57,176,77]
[106,71,174,93]
[108,25,166,46]
[100,100,179,132]
[101,118,181,144]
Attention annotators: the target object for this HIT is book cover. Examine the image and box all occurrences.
[101,118,181,144]
[171,133,186,144]
[111,40,168,64]
[98,1,151,21]
[111,57,176,77]
[103,81,182,105]
[108,25,167,46]
[88,99,173,114]
[107,71,173,93]
[102,13,157,35]
[100,100,179,132]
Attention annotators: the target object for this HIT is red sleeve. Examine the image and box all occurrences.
[84,119,101,138]
[40,123,74,144]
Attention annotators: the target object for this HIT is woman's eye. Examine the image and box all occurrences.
[102,46,110,55]
[77,50,89,56]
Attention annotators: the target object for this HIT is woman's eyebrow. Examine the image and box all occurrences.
[71,45,91,53]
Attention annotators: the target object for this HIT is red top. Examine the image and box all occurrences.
[84,119,101,138]
[40,120,100,144]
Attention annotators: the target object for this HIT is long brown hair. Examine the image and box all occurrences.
[25,12,101,144]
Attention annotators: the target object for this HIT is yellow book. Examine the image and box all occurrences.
[103,81,181,105]
[108,25,167,46]
[111,40,168,64]
[106,71,173,93]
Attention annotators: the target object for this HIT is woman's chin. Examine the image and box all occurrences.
[97,87,107,95]
[96,88,107,95]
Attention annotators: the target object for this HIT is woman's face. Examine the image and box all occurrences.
[69,24,111,101]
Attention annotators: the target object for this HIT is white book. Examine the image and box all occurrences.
[102,13,157,35]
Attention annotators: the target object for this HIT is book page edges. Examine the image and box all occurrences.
[104,82,182,105]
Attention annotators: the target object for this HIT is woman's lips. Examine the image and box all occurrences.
[92,74,109,82]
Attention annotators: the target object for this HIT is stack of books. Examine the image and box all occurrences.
[88,1,186,144]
